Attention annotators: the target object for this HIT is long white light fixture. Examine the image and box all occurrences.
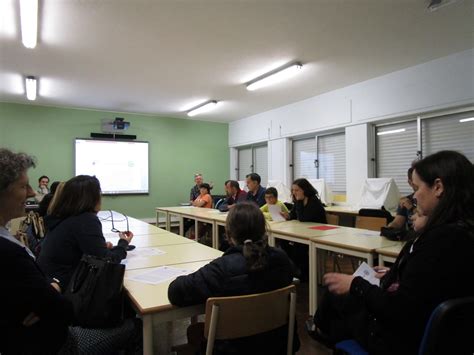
[377,128,406,136]
[20,0,38,48]
[246,62,303,91]
[187,100,218,117]
[459,117,474,123]
[25,76,37,100]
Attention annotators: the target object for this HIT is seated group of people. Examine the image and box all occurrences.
[2,147,473,355]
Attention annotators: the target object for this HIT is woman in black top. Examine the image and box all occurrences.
[0,148,73,354]
[169,202,299,354]
[282,178,327,223]
[38,175,133,287]
[280,178,326,281]
[316,150,474,354]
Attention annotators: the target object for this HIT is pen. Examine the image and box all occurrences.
[376,269,388,273]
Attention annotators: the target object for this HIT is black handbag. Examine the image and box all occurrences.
[64,254,125,328]
[380,226,408,241]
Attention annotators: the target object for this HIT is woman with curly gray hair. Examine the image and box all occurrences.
[0,148,73,354]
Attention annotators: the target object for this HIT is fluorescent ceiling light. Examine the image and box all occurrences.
[20,0,38,48]
[377,128,406,136]
[246,62,303,91]
[187,100,218,117]
[459,117,474,123]
[25,76,37,100]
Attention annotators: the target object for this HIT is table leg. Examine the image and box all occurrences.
[367,253,374,267]
[309,243,317,316]
[179,216,184,236]
[165,212,171,231]
[143,314,153,355]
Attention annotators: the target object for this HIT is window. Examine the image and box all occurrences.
[375,109,474,196]
[237,145,268,186]
[422,112,474,162]
[376,120,418,195]
[292,133,346,193]
[292,138,317,180]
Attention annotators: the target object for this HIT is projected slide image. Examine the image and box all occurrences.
[75,139,149,194]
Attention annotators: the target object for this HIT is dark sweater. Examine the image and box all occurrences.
[38,212,128,287]
[289,196,327,223]
[168,245,299,354]
[350,222,474,355]
[0,238,73,354]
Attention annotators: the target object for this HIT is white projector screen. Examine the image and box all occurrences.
[75,139,149,195]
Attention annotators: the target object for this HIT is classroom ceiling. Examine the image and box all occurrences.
[0,0,473,123]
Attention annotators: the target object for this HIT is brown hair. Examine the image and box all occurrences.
[49,175,101,218]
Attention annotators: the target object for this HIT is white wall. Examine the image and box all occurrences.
[229,49,474,203]
[345,124,374,206]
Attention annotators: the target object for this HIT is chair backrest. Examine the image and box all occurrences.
[355,216,386,232]
[419,297,474,355]
[326,213,340,226]
[204,285,297,355]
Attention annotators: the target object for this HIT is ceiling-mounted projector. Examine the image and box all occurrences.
[101,117,130,133]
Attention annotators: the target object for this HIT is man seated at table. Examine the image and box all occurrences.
[260,187,289,221]
[218,180,247,212]
[189,173,203,203]
[246,173,266,207]
[387,167,416,231]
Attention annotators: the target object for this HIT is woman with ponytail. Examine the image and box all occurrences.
[168,201,299,354]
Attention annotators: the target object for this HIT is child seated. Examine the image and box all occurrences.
[260,187,289,221]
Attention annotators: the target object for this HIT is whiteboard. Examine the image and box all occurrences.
[75,139,149,195]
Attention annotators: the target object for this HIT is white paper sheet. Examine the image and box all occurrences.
[355,230,381,237]
[128,247,165,257]
[268,204,286,222]
[126,266,190,285]
[353,262,380,286]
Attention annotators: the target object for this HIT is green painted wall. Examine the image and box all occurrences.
[0,102,229,218]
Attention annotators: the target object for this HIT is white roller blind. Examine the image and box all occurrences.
[238,148,252,180]
[422,112,474,163]
[376,120,418,195]
[253,145,268,186]
[318,133,346,193]
[293,138,317,180]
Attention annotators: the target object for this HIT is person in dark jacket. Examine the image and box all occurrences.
[218,180,247,212]
[282,178,327,223]
[245,173,266,207]
[0,148,73,354]
[315,150,474,355]
[38,175,133,287]
[168,202,299,354]
[280,178,327,281]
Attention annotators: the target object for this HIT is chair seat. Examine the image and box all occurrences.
[335,339,368,355]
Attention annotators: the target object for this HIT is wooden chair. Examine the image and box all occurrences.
[355,216,386,232]
[204,285,297,355]
[326,213,340,226]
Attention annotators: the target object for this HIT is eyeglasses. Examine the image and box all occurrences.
[109,210,129,233]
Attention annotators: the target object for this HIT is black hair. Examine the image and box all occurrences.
[38,175,49,183]
[407,167,414,180]
[199,183,211,194]
[50,175,101,219]
[246,173,261,185]
[226,202,269,272]
[50,181,61,194]
[412,150,474,232]
[291,178,320,201]
[265,187,278,198]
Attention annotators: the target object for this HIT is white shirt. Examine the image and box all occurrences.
[0,225,36,259]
